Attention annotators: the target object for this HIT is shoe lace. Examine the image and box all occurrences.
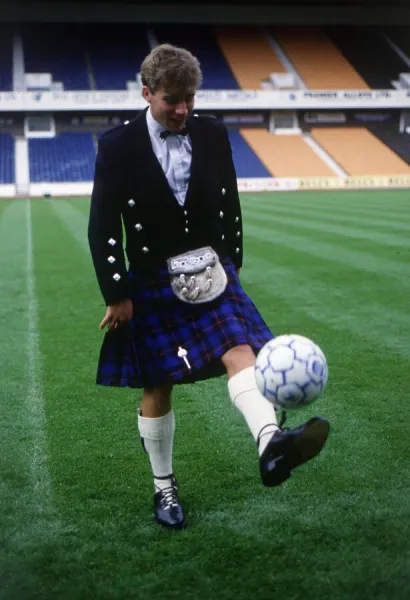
[159,485,179,510]
[257,410,289,449]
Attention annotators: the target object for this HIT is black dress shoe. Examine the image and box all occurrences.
[259,417,330,487]
[154,476,186,530]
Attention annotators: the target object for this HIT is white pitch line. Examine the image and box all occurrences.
[26,199,52,510]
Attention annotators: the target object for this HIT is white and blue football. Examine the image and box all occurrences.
[255,334,328,410]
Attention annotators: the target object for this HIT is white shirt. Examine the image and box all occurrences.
[146,107,192,207]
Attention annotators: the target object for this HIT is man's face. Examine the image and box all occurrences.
[142,86,196,132]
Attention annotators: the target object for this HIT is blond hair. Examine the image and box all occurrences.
[140,44,202,94]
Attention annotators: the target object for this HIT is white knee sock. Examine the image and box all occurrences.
[228,366,279,456]
[138,409,175,491]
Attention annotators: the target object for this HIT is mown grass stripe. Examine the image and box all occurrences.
[243,220,410,284]
[48,198,96,254]
[242,208,410,250]
[243,196,410,234]
[242,251,410,359]
[241,190,410,220]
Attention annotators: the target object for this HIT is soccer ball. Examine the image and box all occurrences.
[254,334,328,410]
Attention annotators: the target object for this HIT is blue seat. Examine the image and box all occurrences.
[0,133,15,183]
[29,133,96,182]
[23,24,90,90]
[85,24,150,90]
[153,25,239,90]
[228,130,271,178]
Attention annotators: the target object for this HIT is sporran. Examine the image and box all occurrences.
[167,246,227,304]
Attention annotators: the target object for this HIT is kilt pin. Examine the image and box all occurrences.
[88,109,274,388]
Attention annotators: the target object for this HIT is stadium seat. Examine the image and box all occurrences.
[23,24,90,90]
[0,133,15,183]
[85,24,150,90]
[29,133,96,182]
[153,24,239,89]
[228,129,272,177]
[326,26,407,89]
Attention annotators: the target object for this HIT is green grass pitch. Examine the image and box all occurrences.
[1,189,409,599]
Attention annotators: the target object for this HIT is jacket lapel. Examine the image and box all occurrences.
[124,110,173,198]
[122,110,209,210]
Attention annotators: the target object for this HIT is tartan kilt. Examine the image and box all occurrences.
[96,260,274,388]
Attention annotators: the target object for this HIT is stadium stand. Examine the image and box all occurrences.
[239,129,336,177]
[153,24,239,89]
[0,133,15,183]
[22,24,90,90]
[227,129,272,177]
[326,26,408,90]
[29,133,96,182]
[1,23,409,192]
[0,26,13,91]
[214,26,286,90]
[85,23,150,90]
[310,127,410,175]
[271,26,369,89]
[367,126,410,165]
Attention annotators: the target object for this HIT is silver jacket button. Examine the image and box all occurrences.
[142,246,149,253]
[128,199,135,207]
[107,256,116,263]
[135,223,143,231]
[113,273,121,281]
[220,211,224,218]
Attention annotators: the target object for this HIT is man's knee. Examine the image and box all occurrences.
[141,383,173,417]
[221,344,255,378]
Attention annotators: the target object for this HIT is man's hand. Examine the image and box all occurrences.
[99,299,133,332]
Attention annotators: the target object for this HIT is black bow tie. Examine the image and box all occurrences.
[160,127,189,141]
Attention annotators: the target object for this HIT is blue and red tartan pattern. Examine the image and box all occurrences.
[95,261,274,388]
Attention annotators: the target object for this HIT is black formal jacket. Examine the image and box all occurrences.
[88,109,243,306]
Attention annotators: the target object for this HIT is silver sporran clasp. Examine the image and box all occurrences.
[167,246,227,304]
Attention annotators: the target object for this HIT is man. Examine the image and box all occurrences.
[88,44,330,530]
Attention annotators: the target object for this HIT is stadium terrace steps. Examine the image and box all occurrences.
[0,133,15,184]
[228,129,272,177]
[368,126,410,165]
[214,26,286,90]
[311,127,410,176]
[326,26,409,90]
[239,129,336,177]
[272,26,369,90]
[22,24,90,90]
[153,25,239,89]
[85,24,150,90]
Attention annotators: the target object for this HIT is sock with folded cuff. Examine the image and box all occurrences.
[228,366,279,456]
[138,409,175,491]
